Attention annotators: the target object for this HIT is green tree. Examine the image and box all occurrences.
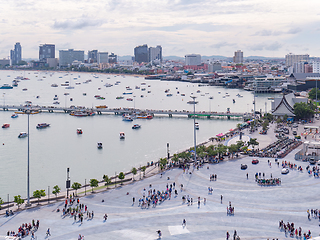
[131,167,137,181]
[171,154,179,163]
[216,144,228,159]
[236,141,244,150]
[71,182,82,196]
[228,144,239,158]
[52,185,61,199]
[263,113,274,122]
[248,138,259,150]
[90,179,99,193]
[0,197,3,209]
[308,88,320,100]
[103,175,111,188]
[294,102,315,120]
[33,189,46,205]
[118,172,125,185]
[14,195,24,209]
[159,158,168,170]
[262,120,269,131]
[141,166,147,177]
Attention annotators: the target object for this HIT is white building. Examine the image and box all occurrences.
[293,62,306,73]
[149,46,162,63]
[59,49,84,67]
[185,54,201,65]
[285,53,309,67]
[313,62,320,73]
[98,52,109,64]
[233,50,243,64]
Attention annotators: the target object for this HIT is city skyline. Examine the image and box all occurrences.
[1,0,319,59]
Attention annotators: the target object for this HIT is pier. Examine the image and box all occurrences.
[0,105,252,120]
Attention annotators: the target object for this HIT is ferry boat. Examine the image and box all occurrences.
[2,123,10,128]
[132,124,141,129]
[0,84,13,89]
[36,123,50,129]
[97,142,103,149]
[120,132,125,139]
[77,128,83,134]
[11,113,18,118]
[195,122,199,130]
[18,132,28,138]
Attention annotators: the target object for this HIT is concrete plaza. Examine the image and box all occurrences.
[1,147,320,239]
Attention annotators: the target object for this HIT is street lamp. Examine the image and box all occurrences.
[190,96,198,162]
[25,109,31,206]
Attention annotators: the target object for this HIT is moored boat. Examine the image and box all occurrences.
[132,124,141,129]
[2,123,10,128]
[77,128,83,134]
[36,123,50,129]
[123,115,133,121]
[0,84,13,89]
[11,113,18,118]
[195,122,199,130]
[120,132,125,139]
[97,142,103,149]
[18,132,28,138]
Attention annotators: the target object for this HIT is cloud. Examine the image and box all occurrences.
[253,27,302,36]
[265,41,282,51]
[0,19,7,23]
[249,44,264,51]
[53,18,104,30]
[210,42,236,49]
[248,42,282,51]
[287,27,301,34]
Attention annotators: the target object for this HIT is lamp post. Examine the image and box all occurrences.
[25,109,31,206]
[190,96,198,162]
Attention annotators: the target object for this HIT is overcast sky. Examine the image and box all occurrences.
[1,0,319,58]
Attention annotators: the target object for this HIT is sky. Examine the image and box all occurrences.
[1,0,320,59]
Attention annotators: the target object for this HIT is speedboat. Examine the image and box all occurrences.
[51,83,58,87]
[18,132,28,138]
[77,128,83,134]
[53,101,60,104]
[97,142,103,149]
[123,115,133,121]
[11,114,18,118]
[195,122,199,130]
[137,115,153,119]
[2,123,10,128]
[36,123,50,129]
[127,98,133,101]
[241,164,247,170]
[132,124,141,129]
[116,96,124,99]
[281,168,289,174]
[120,132,125,139]
[0,84,13,89]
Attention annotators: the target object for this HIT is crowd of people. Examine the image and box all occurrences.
[6,219,40,238]
[278,220,311,238]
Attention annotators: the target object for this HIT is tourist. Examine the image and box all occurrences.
[46,228,51,236]
[182,219,186,227]
[226,231,230,240]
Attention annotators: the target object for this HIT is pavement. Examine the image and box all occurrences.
[1,121,320,239]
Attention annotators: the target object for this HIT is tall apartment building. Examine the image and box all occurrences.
[149,45,162,63]
[285,53,309,67]
[293,62,306,73]
[98,52,109,64]
[88,50,98,63]
[39,44,55,61]
[10,42,22,65]
[59,49,84,67]
[134,44,149,63]
[233,50,243,64]
[108,53,117,64]
[313,62,320,73]
[185,54,201,65]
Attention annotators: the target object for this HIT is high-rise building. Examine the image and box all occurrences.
[98,52,109,64]
[108,53,117,64]
[149,45,162,63]
[88,50,98,63]
[233,50,243,64]
[10,42,22,65]
[134,44,149,63]
[313,62,320,73]
[285,53,309,67]
[59,49,84,67]
[39,44,55,61]
[185,54,201,65]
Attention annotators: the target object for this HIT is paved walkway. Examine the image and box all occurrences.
[1,148,320,239]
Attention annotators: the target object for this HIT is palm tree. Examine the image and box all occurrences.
[131,167,137,181]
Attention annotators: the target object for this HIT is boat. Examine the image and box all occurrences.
[122,115,133,121]
[12,82,18,87]
[53,101,60,104]
[11,113,18,118]
[116,96,124,99]
[97,142,103,149]
[281,168,289,174]
[140,95,144,98]
[120,132,125,139]
[83,93,87,96]
[233,99,235,103]
[187,100,198,104]
[164,89,170,93]
[195,122,199,130]
[22,88,27,91]
[2,123,10,128]
[77,128,83,134]
[95,105,107,109]
[166,94,173,97]
[135,86,140,89]
[65,86,74,89]
[137,115,153,119]
[0,84,13,89]
[51,83,58,87]
[268,97,275,100]
[64,93,69,96]
[18,132,28,138]
[127,98,133,101]
[181,93,186,96]
[123,92,133,95]
[132,124,141,129]
[53,97,58,100]
[61,83,69,86]
[241,164,248,170]
[104,83,113,87]
[209,96,213,99]
[36,123,50,129]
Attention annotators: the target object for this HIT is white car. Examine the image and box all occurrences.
[281,168,289,174]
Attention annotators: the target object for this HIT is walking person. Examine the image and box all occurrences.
[182,219,186,227]
[156,230,162,239]
[46,228,51,236]
[221,195,223,203]
[226,231,230,240]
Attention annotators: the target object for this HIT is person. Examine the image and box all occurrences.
[78,234,82,240]
[46,228,51,236]
[233,230,237,240]
[226,231,230,240]
[182,219,186,227]
[221,195,223,203]
[246,173,248,179]
[133,197,135,205]
[157,230,162,238]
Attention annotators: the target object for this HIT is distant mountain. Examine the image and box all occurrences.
[163,56,184,61]
[118,55,134,61]
[245,56,283,60]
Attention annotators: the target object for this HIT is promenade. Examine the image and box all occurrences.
[1,121,320,239]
